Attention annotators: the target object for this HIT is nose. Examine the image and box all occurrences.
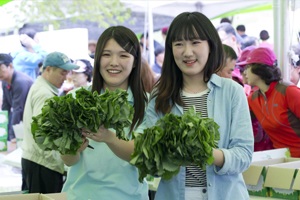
[183,44,193,57]
[110,55,119,67]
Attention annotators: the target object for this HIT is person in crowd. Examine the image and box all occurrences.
[10,27,47,80]
[71,59,93,89]
[88,40,97,59]
[236,24,247,39]
[59,71,74,96]
[259,30,274,50]
[216,22,243,57]
[217,44,238,79]
[241,36,259,50]
[240,47,300,157]
[147,12,253,200]
[22,51,79,193]
[59,59,93,95]
[0,53,33,143]
[152,45,165,75]
[220,17,232,24]
[61,26,149,200]
[289,47,300,87]
[140,32,163,64]
[141,57,157,93]
[236,47,274,151]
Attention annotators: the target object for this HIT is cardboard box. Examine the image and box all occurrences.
[292,170,300,191]
[0,124,8,140]
[0,111,8,124]
[251,148,290,162]
[0,138,7,152]
[264,161,300,200]
[0,193,66,200]
[243,148,299,197]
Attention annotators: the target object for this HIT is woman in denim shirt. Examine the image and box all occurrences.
[147,12,253,200]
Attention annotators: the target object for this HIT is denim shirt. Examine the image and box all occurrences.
[146,74,254,200]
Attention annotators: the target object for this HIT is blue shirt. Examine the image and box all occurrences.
[62,88,149,200]
[11,45,47,80]
[146,74,254,200]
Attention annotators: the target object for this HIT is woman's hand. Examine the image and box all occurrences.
[61,137,89,166]
[78,137,90,152]
[83,126,115,144]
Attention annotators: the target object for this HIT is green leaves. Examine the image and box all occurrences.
[31,88,134,155]
[130,107,220,182]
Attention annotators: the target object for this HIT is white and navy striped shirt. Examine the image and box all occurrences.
[182,89,209,187]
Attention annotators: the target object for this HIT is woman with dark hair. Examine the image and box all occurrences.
[147,12,253,200]
[61,26,149,200]
[241,47,300,157]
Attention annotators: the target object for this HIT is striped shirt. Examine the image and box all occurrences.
[182,89,209,187]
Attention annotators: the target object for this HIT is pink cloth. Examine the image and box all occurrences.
[259,42,274,50]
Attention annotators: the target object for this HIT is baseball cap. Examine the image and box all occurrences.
[73,60,87,73]
[236,46,257,69]
[0,53,13,65]
[43,52,79,70]
[235,47,277,67]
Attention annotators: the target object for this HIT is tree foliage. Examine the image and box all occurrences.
[6,0,132,29]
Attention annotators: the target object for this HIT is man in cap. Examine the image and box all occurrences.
[22,51,79,193]
[0,53,33,143]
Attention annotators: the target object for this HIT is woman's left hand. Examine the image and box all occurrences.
[82,126,115,143]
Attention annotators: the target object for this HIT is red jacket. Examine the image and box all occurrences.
[248,81,300,157]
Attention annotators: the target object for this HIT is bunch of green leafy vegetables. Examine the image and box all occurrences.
[130,107,220,182]
[31,88,134,155]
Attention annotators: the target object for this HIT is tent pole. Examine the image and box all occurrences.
[273,0,290,81]
[147,1,154,67]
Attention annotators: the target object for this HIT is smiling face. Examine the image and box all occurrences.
[100,38,134,90]
[172,39,209,79]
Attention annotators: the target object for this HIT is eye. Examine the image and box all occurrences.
[102,53,110,57]
[173,42,183,46]
[120,54,130,58]
[192,40,201,44]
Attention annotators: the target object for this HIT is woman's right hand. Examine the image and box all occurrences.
[78,137,90,153]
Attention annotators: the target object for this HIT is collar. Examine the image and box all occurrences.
[264,81,277,97]
[37,76,59,96]
[207,73,222,89]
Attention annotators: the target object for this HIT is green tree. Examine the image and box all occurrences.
[6,0,132,29]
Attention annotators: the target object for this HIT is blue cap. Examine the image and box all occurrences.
[43,52,79,70]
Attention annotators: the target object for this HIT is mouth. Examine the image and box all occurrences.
[183,60,197,65]
[107,69,121,74]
